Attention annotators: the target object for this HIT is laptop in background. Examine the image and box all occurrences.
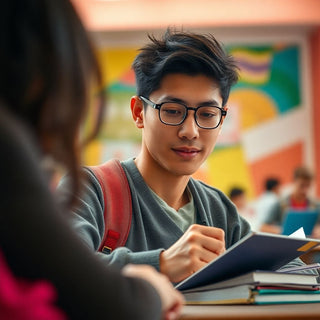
[282,210,319,236]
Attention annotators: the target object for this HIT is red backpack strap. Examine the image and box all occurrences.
[87,159,132,254]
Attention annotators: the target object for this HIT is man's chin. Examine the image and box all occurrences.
[170,165,201,177]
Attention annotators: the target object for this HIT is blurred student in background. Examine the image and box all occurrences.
[229,187,246,212]
[228,187,257,230]
[0,1,183,319]
[255,177,281,231]
[260,167,320,236]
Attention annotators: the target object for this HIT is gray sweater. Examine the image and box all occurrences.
[58,159,311,274]
[58,158,251,270]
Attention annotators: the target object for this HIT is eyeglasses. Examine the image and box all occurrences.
[140,96,226,129]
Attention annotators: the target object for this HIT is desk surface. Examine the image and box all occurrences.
[180,303,320,320]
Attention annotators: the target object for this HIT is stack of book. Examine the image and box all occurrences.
[175,231,320,305]
[182,268,320,305]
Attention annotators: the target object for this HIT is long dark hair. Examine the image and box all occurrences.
[0,0,105,205]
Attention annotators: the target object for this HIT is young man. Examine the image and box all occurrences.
[58,29,251,283]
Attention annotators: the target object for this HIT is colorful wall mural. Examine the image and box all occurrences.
[84,43,309,199]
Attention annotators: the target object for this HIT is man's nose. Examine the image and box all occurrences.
[178,111,199,140]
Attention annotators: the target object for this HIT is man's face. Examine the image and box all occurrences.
[232,194,247,211]
[294,178,312,199]
[139,73,224,177]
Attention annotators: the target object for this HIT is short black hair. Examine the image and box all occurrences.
[265,178,280,191]
[132,28,239,106]
[229,187,245,200]
[293,166,313,181]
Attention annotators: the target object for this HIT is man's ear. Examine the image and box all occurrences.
[220,106,228,126]
[130,96,144,128]
[217,106,228,135]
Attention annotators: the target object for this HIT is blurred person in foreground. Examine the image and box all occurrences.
[0,1,183,319]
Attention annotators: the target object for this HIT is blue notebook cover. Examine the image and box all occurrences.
[175,232,320,291]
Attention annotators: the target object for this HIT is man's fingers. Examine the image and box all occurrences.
[185,229,225,255]
[160,224,226,282]
[184,240,222,266]
[187,224,225,241]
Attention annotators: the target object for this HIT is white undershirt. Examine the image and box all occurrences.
[149,186,196,232]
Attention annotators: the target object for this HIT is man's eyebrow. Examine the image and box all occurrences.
[160,96,185,104]
[161,96,220,107]
[199,100,220,107]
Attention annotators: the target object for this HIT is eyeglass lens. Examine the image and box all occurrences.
[159,102,222,129]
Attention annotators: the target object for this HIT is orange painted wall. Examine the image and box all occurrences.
[73,0,320,31]
[72,0,320,198]
[250,142,304,196]
[310,27,320,197]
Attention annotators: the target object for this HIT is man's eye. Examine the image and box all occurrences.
[162,103,185,117]
[163,109,181,115]
[199,111,218,118]
[200,112,215,118]
[199,107,219,118]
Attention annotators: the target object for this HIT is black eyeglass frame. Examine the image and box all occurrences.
[140,96,227,129]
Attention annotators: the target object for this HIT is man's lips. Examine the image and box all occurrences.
[172,147,201,158]
[172,147,200,153]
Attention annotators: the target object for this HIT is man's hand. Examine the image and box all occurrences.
[160,224,225,283]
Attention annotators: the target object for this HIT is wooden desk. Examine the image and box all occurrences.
[180,303,320,320]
